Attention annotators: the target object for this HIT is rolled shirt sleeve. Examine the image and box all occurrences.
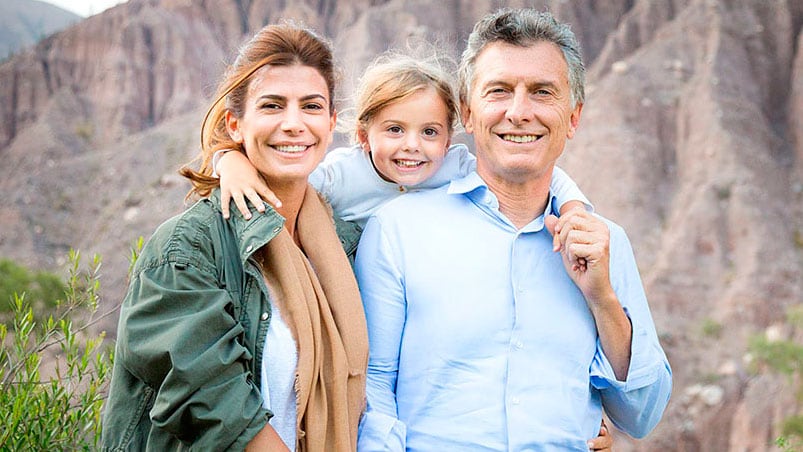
[589,222,673,438]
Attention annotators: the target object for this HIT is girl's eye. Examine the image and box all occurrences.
[387,126,403,134]
[423,128,439,137]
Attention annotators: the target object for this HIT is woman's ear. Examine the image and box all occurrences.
[225,110,243,143]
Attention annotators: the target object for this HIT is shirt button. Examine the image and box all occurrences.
[511,397,520,405]
[260,312,269,321]
[246,245,253,253]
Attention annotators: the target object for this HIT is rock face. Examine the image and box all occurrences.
[0,0,801,450]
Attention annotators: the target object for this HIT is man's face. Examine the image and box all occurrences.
[462,41,582,186]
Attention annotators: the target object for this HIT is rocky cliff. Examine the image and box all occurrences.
[0,0,801,450]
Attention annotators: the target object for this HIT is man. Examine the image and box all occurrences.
[354,8,672,451]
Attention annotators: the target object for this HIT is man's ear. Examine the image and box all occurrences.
[566,103,583,139]
[225,110,243,143]
[460,102,474,134]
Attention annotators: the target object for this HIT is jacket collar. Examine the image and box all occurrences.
[208,189,286,263]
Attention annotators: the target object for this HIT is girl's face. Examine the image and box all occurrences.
[359,87,451,186]
[226,64,336,187]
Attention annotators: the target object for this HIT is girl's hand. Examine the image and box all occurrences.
[587,420,613,451]
[217,151,282,219]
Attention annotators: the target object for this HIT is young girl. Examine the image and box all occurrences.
[214,49,592,226]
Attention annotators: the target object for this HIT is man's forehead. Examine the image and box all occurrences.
[473,41,568,84]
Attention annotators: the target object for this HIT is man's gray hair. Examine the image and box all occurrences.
[458,8,585,108]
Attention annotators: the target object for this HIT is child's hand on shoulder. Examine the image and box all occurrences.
[217,150,282,219]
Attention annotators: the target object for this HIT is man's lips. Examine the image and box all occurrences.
[498,133,542,143]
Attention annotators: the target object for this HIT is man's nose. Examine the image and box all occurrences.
[505,90,534,125]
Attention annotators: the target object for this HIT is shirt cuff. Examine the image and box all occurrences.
[358,405,406,452]
[590,311,666,392]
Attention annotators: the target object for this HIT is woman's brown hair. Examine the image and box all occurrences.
[180,23,336,198]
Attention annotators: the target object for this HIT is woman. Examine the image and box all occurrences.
[101,23,367,451]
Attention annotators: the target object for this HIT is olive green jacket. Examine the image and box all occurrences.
[101,190,361,451]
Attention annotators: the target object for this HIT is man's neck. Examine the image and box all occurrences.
[479,169,552,229]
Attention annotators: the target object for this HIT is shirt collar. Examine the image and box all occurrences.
[447,171,556,233]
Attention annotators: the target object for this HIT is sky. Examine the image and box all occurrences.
[37,0,128,17]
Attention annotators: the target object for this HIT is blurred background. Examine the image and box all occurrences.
[1,0,802,450]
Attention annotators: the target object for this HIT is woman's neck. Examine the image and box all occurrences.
[270,180,308,244]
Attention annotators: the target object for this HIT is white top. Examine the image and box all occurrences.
[261,301,298,450]
[309,144,592,228]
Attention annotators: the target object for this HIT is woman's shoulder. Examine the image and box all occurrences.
[131,199,220,275]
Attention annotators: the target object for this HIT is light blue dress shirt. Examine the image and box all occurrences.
[354,172,672,451]
[309,144,590,228]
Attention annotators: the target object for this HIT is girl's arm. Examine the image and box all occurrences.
[550,165,592,215]
[215,150,282,219]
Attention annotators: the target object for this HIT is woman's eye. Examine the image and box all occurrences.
[304,103,324,111]
[260,103,281,110]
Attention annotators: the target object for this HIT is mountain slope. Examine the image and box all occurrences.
[0,0,80,59]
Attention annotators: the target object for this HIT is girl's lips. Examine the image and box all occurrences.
[392,159,429,172]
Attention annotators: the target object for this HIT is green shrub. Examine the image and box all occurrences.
[700,318,723,338]
[750,304,803,449]
[0,250,113,450]
[0,258,66,320]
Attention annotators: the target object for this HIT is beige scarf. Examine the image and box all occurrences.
[259,186,368,452]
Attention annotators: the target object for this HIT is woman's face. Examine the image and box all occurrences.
[226,64,336,186]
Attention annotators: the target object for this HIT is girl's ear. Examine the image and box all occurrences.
[225,111,243,143]
[357,128,370,152]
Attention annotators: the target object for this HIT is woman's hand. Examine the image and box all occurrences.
[218,150,283,219]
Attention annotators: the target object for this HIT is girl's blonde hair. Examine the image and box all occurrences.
[354,47,459,142]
